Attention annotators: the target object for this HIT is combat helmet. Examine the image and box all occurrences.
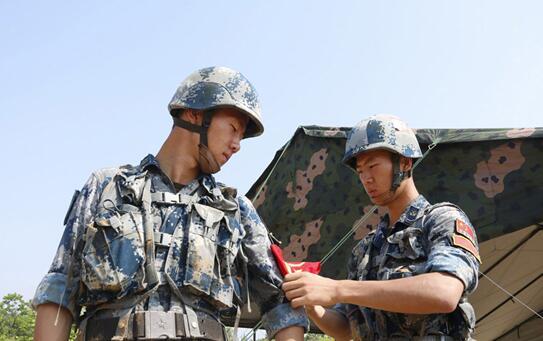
[343,114,422,191]
[168,66,264,173]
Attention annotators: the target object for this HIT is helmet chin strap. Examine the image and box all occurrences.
[198,144,221,174]
[390,154,411,192]
[172,110,221,174]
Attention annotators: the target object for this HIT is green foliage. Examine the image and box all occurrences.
[305,333,333,341]
[0,293,35,341]
[0,293,78,341]
[225,326,235,340]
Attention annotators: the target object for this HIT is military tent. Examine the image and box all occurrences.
[238,126,543,341]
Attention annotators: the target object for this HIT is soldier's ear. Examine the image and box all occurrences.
[400,156,413,172]
[183,109,203,124]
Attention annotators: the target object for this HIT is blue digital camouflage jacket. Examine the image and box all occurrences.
[335,195,480,340]
[33,155,307,337]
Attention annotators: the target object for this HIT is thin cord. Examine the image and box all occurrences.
[478,270,543,320]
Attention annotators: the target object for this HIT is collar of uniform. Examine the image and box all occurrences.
[373,214,391,248]
[396,195,430,226]
[139,154,160,170]
[178,174,221,200]
[378,214,391,229]
[199,173,219,196]
[139,154,217,196]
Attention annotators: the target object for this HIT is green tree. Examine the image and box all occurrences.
[305,333,333,341]
[0,293,35,341]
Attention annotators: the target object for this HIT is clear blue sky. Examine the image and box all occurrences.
[1,1,542,301]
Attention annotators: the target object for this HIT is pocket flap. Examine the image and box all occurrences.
[94,210,121,229]
[387,227,422,244]
[194,203,225,227]
[386,227,425,260]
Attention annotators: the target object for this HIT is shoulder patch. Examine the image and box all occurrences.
[452,234,481,264]
[455,219,477,247]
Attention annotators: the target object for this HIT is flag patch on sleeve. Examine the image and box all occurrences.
[455,219,477,247]
[452,234,481,264]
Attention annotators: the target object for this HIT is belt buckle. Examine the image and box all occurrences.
[145,311,177,338]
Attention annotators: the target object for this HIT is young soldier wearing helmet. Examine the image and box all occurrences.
[33,67,307,340]
[282,115,481,340]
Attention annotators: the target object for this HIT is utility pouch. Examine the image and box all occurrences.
[80,205,146,305]
[183,203,224,295]
[209,215,245,307]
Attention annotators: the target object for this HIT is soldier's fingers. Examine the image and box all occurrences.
[284,287,307,301]
[284,272,304,282]
[290,297,306,309]
[281,279,304,292]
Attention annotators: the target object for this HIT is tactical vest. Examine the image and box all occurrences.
[346,203,476,340]
[76,165,246,317]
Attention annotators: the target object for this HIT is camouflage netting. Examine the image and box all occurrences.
[247,126,543,280]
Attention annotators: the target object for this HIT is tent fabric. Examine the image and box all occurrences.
[473,224,543,340]
[247,126,543,279]
[495,314,543,341]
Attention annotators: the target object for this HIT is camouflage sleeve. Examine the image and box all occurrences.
[424,205,480,294]
[332,235,372,322]
[32,172,106,318]
[237,196,308,338]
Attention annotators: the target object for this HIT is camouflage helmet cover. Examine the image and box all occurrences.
[343,114,423,170]
[168,66,264,138]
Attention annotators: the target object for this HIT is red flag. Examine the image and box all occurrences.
[270,244,322,276]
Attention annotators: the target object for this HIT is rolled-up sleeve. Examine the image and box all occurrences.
[261,303,308,337]
[332,237,367,326]
[238,196,308,337]
[32,172,104,318]
[424,206,480,294]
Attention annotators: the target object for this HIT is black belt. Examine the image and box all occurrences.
[85,311,224,340]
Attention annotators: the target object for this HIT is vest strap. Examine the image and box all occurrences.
[154,231,173,248]
[151,192,194,206]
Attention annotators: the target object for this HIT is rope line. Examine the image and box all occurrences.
[478,271,543,320]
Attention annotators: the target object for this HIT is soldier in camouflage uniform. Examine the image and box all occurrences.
[282,115,481,340]
[33,66,307,340]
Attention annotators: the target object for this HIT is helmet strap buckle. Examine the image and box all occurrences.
[391,154,411,192]
[199,110,213,146]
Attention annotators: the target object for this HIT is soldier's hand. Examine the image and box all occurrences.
[282,272,339,308]
[303,304,327,320]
